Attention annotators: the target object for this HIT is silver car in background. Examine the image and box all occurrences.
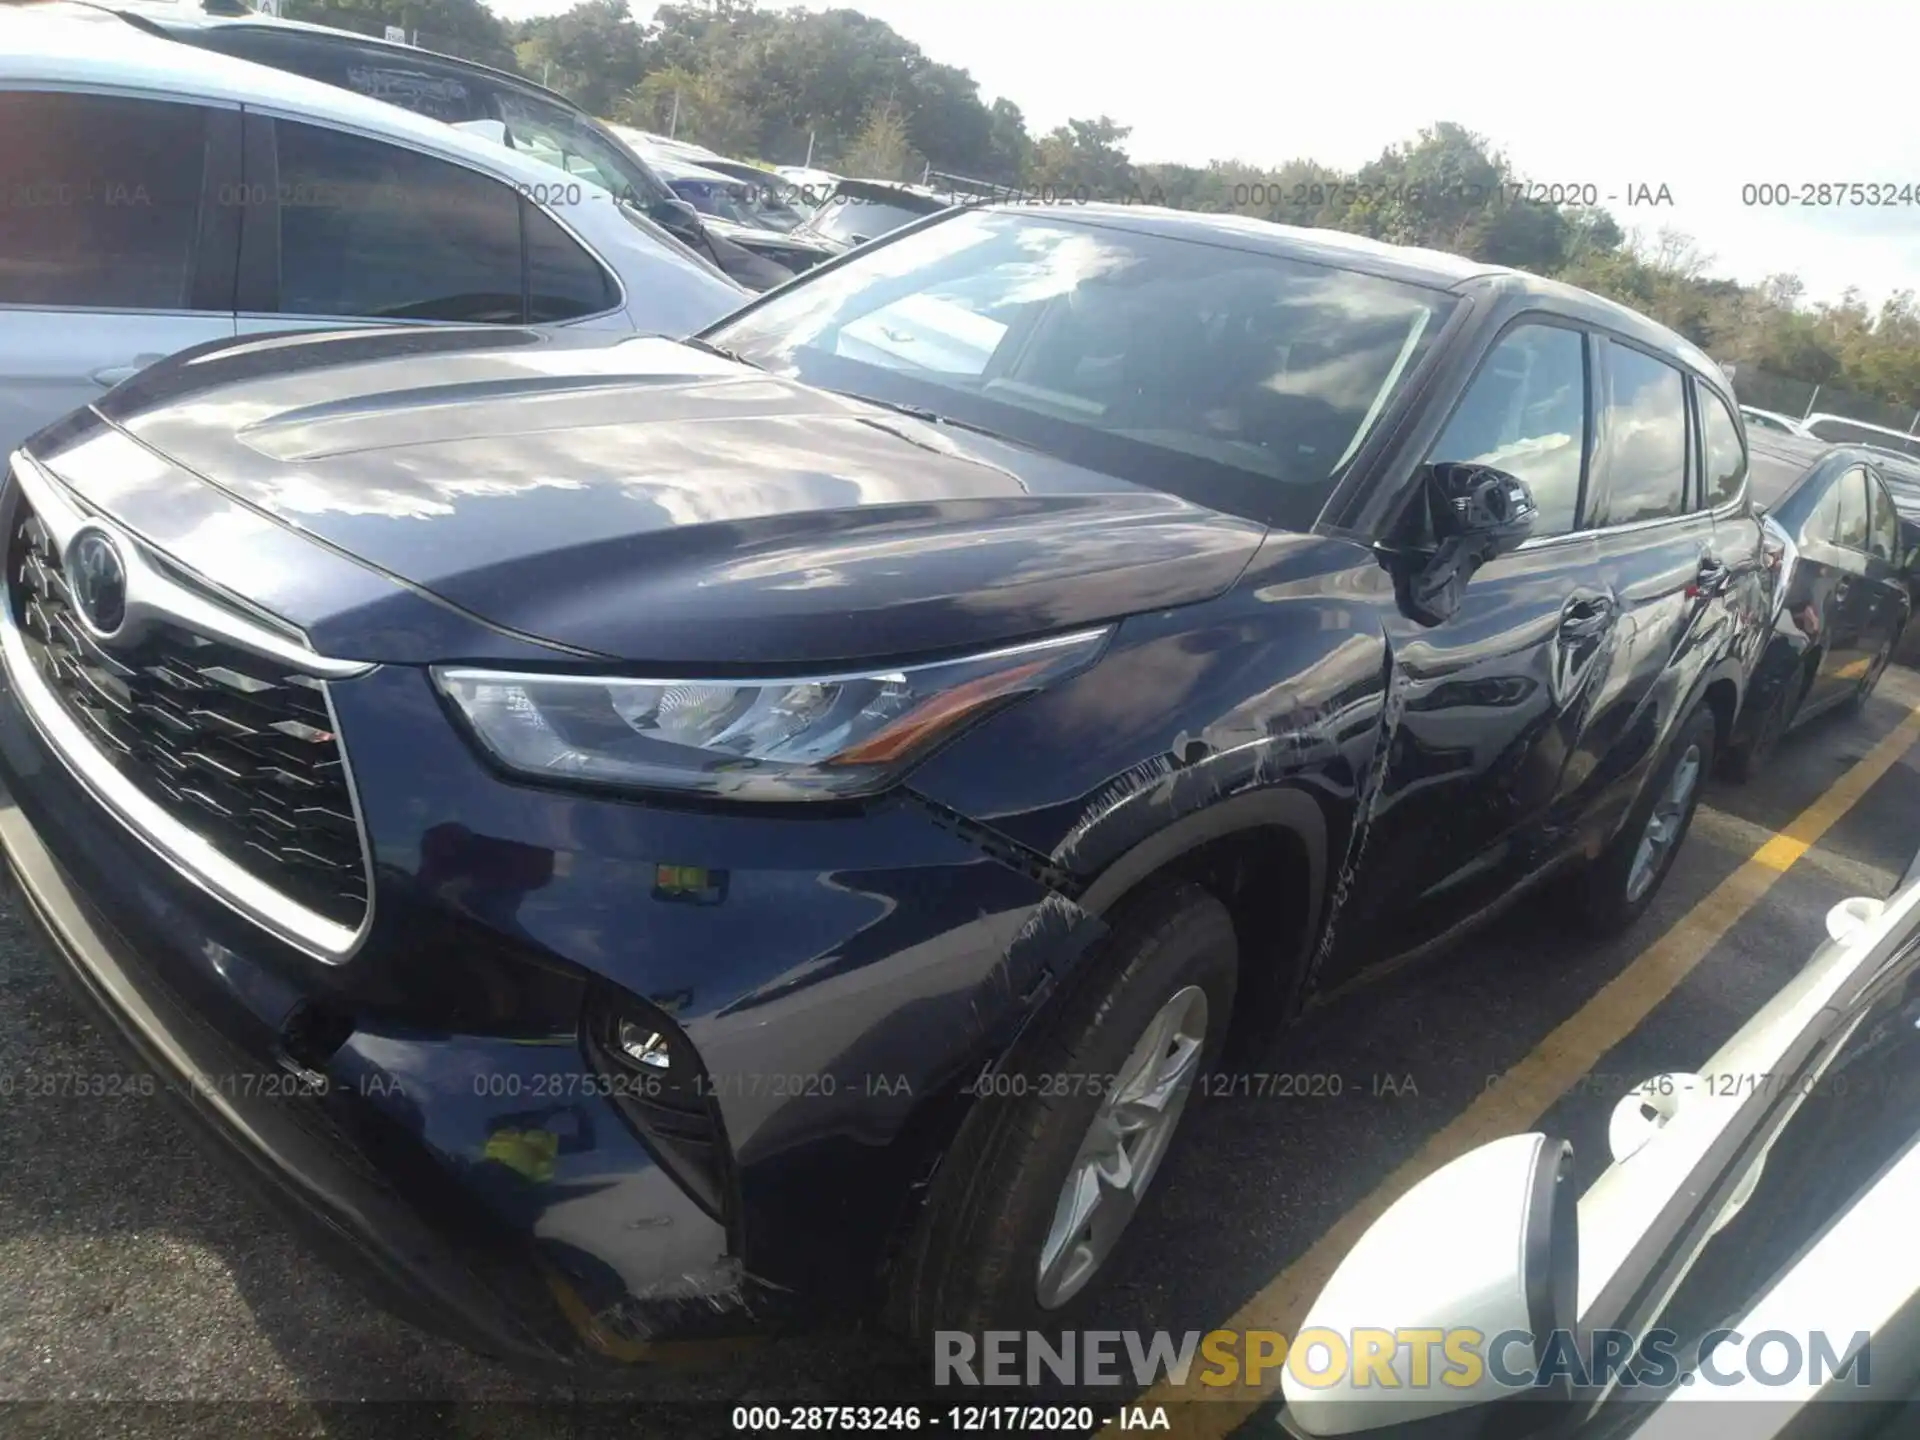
[0,2,746,450]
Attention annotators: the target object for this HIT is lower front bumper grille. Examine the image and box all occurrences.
[6,495,370,933]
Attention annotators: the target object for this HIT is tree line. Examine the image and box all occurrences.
[285,0,1920,418]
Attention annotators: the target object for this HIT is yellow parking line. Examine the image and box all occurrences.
[1110,701,1920,1438]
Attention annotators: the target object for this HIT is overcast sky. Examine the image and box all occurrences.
[488,0,1920,308]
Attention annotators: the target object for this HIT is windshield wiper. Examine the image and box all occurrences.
[838,391,1013,444]
[681,336,758,368]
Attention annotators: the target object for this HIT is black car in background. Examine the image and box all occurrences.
[644,154,837,275]
[1871,449,1920,606]
[789,178,953,252]
[0,205,1763,1364]
[106,2,800,290]
[687,157,813,231]
[1722,432,1913,777]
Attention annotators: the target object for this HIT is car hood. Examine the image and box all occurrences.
[791,227,853,254]
[88,327,1266,667]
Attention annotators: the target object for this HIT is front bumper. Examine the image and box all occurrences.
[0,636,1093,1362]
[0,785,573,1367]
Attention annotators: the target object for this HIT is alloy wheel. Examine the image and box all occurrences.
[1627,742,1702,904]
[1035,984,1209,1309]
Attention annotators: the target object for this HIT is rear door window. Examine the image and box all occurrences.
[271,119,523,322]
[1698,385,1746,509]
[1591,342,1689,527]
[0,90,218,310]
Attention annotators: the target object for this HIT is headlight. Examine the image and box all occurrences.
[433,628,1111,801]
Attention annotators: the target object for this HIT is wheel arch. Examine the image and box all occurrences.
[1077,786,1328,1026]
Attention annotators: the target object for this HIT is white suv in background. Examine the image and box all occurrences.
[0,2,747,450]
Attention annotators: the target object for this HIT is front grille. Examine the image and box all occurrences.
[7,500,369,930]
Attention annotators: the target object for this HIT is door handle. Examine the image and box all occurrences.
[90,355,165,387]
[1560,593,1616,638]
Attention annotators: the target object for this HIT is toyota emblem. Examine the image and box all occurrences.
[66,528,128,636]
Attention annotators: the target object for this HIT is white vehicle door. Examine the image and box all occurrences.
[230,112,634,343]
[1562,903,1920,1439]
[0,89,239,452]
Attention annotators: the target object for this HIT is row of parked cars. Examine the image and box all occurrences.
[3,0,961,455]
[3,0,1918,1392]
[1743,400,1920,460]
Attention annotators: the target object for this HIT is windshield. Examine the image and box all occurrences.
[803,193,945,245]
[493,93,676,210]
[671,178,758,226]
[708,208,1457,527]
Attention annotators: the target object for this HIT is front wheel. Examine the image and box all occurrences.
[1576,705,1717,935]
[886,883,1237,1338]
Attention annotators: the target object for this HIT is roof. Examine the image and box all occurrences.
[646,155,749,187]
[11,3,625,199]
[1017,204,1502,286]
[1740,433,1916,509]
[1804,411,1920,441]
[88,0,579,108]
[1747,430,1837,470]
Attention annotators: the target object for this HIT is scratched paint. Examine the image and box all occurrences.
[1303,646,1410,993]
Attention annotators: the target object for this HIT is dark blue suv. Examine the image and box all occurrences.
[0,204,1766,1366]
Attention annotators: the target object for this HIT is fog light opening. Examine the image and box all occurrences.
[585,992,732,1225]
[617,1021,673,1070]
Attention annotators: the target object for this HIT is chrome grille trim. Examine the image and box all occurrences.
[6,450,372,680]
[1,452,377,963]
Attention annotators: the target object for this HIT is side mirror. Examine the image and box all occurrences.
[1282,1133,1577,1438]
[654,198,704,232]
[1399,463,1539,626]
[1605,1072,1701,1164]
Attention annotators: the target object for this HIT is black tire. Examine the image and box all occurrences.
[1576,704,1717,936]
[886,882,1237,1340]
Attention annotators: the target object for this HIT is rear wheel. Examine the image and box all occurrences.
[886,883,1236,1338]
[1576,705,1716,935]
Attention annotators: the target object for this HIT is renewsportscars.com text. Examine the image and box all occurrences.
[934,1327,1873,1391]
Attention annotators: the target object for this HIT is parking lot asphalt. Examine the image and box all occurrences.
[6,647,1920,1440]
